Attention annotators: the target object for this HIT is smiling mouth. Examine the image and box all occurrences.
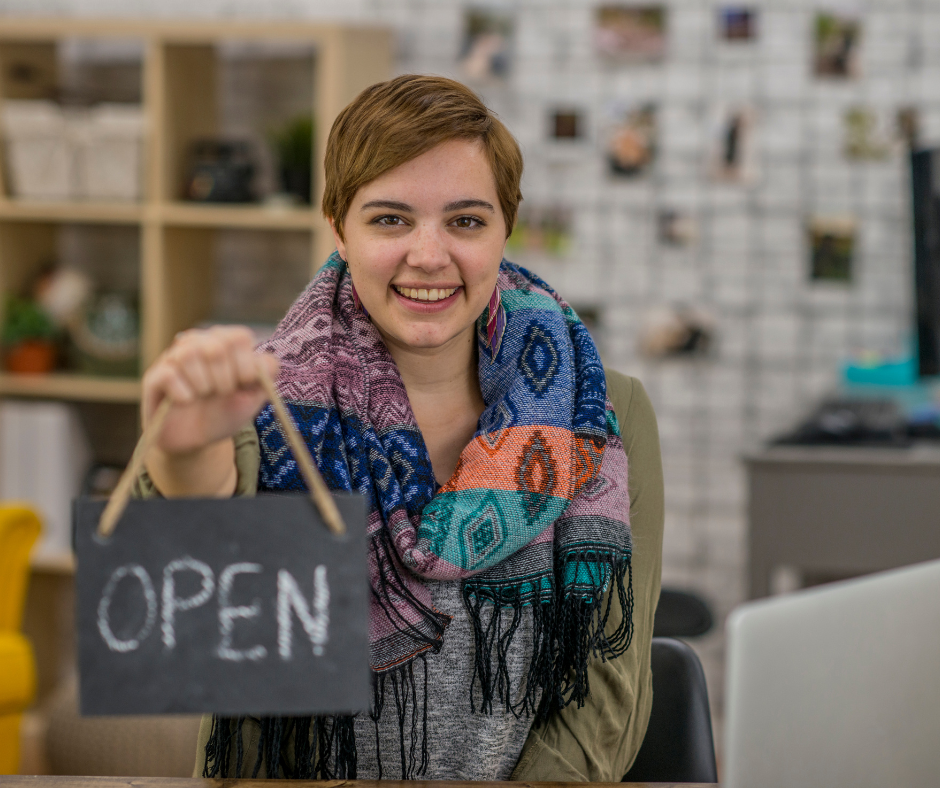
[392,285,459,302]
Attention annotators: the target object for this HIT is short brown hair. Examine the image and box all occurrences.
[322,74,523,239]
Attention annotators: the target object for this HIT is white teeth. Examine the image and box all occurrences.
[394,285,457,302]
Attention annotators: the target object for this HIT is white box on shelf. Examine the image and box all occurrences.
[0,400,92,558]
[2,100,145,202]
[1,99,76,200]
[75,103,145,201]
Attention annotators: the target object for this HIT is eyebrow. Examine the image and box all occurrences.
[444,199,496,213]
[360,200,412,212]
[359,198,496,213]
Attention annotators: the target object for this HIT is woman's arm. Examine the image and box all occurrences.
[511,371,664,781]
[134,423,261,500]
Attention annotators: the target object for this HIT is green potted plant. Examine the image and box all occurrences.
[270,114,314,204]
[2,296,58,373]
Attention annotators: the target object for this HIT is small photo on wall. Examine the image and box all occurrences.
[718,7,757,41]
[594,6,667,63]
[814,10,861,78]
[460,9,513,81]
[809,216,856,282]
[843,106,917,160]
[551,109,582,140]
[506,205,573,258]
[843,106,890,161]
[638,304,716,359]
[605,102,657,178]
[657,210,698,247]
[708,105,758,183]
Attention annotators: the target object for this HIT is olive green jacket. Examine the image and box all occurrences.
[137,370,663,782]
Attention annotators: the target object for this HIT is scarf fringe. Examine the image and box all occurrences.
[463,551,633,724]
[203,714,357,779]
[202,655,431,780]
[370,528,451,655]
[371,653,431,779]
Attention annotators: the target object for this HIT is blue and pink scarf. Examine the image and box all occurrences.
[204,255,633,779]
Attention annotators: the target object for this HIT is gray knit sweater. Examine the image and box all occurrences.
[353,580,537,780]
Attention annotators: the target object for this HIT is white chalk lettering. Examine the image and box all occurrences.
[97,564,157,653]
[277,566,330,659]
[216,562,267,662]
[162,557,214,649]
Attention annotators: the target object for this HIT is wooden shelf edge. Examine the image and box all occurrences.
[0,373,141,403]
[0,199,144,225]
[158,202,320,230]
[0,201,326,231]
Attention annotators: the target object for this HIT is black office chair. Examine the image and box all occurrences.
[653,589,714,638]
[622,637,718,784]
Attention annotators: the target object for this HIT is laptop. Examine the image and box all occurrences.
[724,559,940,788]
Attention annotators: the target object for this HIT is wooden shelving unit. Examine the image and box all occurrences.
[0,17,392,401]
[0,21,392,719]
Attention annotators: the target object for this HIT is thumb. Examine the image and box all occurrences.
[259,352,280,381]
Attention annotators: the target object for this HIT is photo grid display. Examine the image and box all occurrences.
[379,0,938,725]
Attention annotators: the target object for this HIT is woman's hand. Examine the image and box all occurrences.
[141,325,279,497]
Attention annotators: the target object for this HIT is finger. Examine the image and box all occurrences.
[141,362,195,423]
[172,343,214,397]
[172,328,195,346]
[153,325,259,404]
[221,324,258,349]
[233,345,263,388]
[206,324,256,355]
[234,349,279,389]
[204,337,237,396]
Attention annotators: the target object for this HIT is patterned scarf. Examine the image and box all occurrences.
[204,254,633,779]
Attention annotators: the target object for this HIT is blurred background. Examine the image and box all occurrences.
[2,0,940,778]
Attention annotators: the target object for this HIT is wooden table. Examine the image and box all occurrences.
[4,778,716,787]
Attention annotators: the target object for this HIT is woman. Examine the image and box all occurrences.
[138,75,664,781]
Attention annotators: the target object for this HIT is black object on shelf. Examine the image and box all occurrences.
[279,166,311,205]
[186,139,256,203]
[773,397,910,447]
[653,588,714,639]
[907,419,940,440]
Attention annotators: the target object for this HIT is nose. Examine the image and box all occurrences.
[405,222,449,272]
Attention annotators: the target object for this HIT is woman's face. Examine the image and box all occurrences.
[331,139,507,357]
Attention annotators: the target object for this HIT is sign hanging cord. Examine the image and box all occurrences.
[97,366,346,538]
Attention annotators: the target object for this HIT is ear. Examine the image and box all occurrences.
[329,218,348,262]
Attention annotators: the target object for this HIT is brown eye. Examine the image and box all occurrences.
[454,216,482,228]
[376,215,404,226]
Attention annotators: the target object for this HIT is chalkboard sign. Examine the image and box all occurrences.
[73,493,369,717]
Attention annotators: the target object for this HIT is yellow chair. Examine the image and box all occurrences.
[0,505,41,774]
